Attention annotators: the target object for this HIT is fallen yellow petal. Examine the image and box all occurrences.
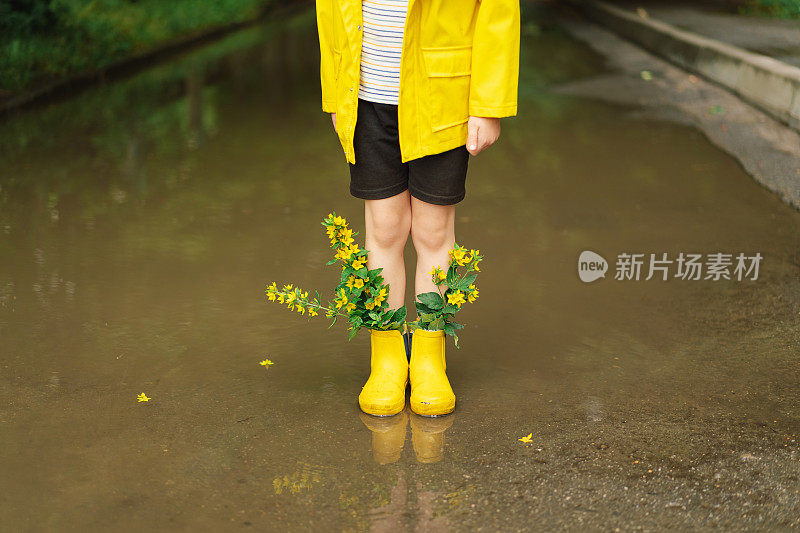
[518,433,533,443]
[137,393,150,402]
[259,359,274,367]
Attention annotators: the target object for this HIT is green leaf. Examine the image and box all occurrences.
[446,264,458,286]
[443,322,455,336]
[391,306,407,323]
[326,259,337,266]
[417,292,444,310]
[442,303,459,315]
[428,317,445,331]
[458,273,477,289]
[419,312,438,322]
[415,301,434,316]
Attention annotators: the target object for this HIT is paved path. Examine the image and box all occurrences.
[617,1,800,67]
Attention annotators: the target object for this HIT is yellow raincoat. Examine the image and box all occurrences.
[315,0,520,163]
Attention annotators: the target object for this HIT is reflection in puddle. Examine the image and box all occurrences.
[272,461,323,495]
[1,4,799,530]
[367,472,451,532]
[361,408,456,465]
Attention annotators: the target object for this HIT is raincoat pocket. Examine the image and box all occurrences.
[421,46,472,132]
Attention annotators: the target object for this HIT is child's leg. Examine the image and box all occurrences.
[408,196,457,417]
[365,191,412,309]
[409,196,455,297]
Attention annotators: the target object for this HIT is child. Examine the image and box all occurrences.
[315,0,519,417]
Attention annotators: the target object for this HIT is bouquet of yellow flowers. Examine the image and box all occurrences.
[266,213,407,340]
[411,244,481,347]
[265,212,481,346]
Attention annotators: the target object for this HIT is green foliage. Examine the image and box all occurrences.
[266,213,408,341]
[411,244,482,348]
[741,0,800,19]
[0,0,272,93]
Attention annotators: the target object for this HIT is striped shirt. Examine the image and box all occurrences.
[358,0,409,105]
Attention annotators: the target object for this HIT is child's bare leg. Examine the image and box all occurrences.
[408,195,456,417]
[365,191,412,309]
[410,196,455,297]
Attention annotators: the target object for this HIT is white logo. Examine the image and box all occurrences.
[578,250,608,283]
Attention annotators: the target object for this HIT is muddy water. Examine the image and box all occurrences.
[1,6,799,531]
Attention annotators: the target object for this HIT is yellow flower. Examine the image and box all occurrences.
[286,292,296,305]
[429,267,446,282]
[470,250,482,271]
[296,305,305,314]
[353,278,365,289]
[137,393,150,402]
[346,276,355,289]
[260,359,274,366]
[447,290,466,308]
[372,287,388,307]
[338,228,354,246]
[267,291,276,302]
[345,303,357,313]
[468,284,479,303]
[449,246,471,267]
[333,215,345,226]
[335,244,357,261]
[334,288,348,309]
[277,294,285,304]
[518,433,533,443]
[365,301,375,310]
[308,307,318,317]
[336,244,361,262]
[351,257,366,270]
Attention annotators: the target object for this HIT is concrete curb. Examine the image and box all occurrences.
[571,1,800,132]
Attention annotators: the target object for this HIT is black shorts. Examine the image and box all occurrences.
[348,98,469,206]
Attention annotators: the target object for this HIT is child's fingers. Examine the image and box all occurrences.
[467,121,480,155]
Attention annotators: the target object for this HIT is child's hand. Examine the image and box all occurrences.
[331,113,337,134]
[466,116,501,156]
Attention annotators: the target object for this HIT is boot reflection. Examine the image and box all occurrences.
[360,409,408,465]
[409,411,455,464]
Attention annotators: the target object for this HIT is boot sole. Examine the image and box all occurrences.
[359,401,405,417]
[410,401,455,417]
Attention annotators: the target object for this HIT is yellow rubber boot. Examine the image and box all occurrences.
[358,329,408,416]
[409,329,455,416]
